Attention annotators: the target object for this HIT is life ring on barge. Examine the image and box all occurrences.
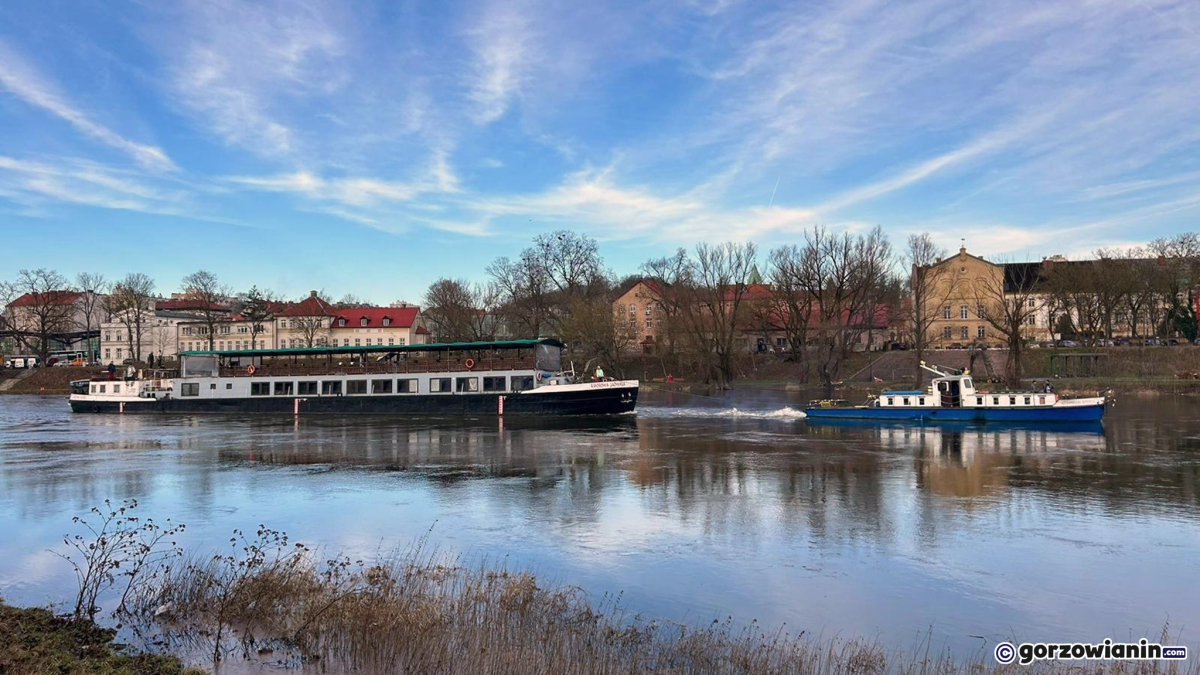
[464,358,476,370]
[246,365,258,375]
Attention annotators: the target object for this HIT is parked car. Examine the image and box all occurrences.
[1059,340,1080,348]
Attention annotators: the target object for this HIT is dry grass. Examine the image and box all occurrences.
[120,531,1198,675]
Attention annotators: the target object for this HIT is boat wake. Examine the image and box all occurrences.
[639,406,807,420]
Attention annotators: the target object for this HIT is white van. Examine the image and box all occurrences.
[4,356,40,369]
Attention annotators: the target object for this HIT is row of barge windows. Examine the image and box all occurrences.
[176,375,536,397]
[886,395,1049,406]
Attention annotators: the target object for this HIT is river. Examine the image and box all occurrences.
[1,390,1198,659]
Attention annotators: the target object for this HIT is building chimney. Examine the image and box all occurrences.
[310,290,318,298]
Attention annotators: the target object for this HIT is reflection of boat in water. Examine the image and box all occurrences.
[806,362,1106,424]
[805,417,1104,435]
[69,339,639,417]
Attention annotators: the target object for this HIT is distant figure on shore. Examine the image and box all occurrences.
[148,352,155,369]
[667,374,674,384]
[595,365,605,381]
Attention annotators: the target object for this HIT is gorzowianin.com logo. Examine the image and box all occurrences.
[994,639,1187,666]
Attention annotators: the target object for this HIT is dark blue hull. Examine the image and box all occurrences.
[805,404,1105,424]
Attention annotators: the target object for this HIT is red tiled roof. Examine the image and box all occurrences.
[7,290,82,308]
[278,294,336,317]
[414,325,431,335]
[330,306,420,329]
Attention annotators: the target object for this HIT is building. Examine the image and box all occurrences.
[613,280,665,354]
[3,290,104,357]
[917,246,1012,349]
[274,291,338,348]
[327,305,427,348]
[102,309,199,364]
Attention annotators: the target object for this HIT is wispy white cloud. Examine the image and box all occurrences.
[464,0,533,124]
[0,40,175,171]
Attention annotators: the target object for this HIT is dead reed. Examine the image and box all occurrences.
[121,528,1197,675]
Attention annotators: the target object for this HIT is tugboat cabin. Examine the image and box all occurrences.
[878,363,1059,410]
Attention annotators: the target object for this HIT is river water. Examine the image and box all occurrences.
[1,391,1198,658]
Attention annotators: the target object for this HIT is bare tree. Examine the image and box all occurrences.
[75,272,108,362]
[640,250,692,361]
[241,286,279,349]
[487,255,551,338]
[106,273,156,363]
[799,227,894,392]
[180,270,231,350]
[293,316,330,348]
[903,234,956,386]
[692,242,758,386]
[767,246,814,372]
[423,278,481,342]
[7,269,77,363]
[974,262,1041,386]
[151,323,175,363]
[336,293,369,308]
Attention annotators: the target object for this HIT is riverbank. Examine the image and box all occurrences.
[0,366,95,395]
[0,601,202,675]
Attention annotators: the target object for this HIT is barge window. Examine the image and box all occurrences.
[113,385,121,393]
[372,379,393,394]
[298,381,318,395]
[90,384,97,394]
[483,376,506,392]
[456,377,479,393]
[430,378,451,393]
[347,380,367,395]
[226,383,232,389]
[274,382,294,396]
[397,379,417,393]
[321,381,341,395]
[99,384,106,393]
[181,383,199,397]
[210,383,217,390]
[510,376,534,392]
[251,382,270,396]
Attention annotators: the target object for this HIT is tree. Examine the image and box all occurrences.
[799,226,894,392]
[292,316,330,348]
[903,234,957,386]
[336,293,369,308]
[241,287,278,350]
[974,262,1041,386]
[106,273,156,363]
[422,278,503,342]
[767,246,813,371]
[180,270,231,350]
[691,242,759,386]
[75,272,108,362]
[7,269,77,363]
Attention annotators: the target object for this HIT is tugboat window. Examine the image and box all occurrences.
[993,397,999,405]
[397,379,417,393]
[919,397,925,405]
[903,397,910,405]
[181,383,200,397]
[1024,396,1031,405]
[430,378,452,393]
[346,380,367,395]
[456,377,479,393]
[511,376,535,392]
[976,397,983,405]
[372,379,393,394]
[887,397,894,405]
[274,382,294,396]
[321,381,342,395]
[1009,396,1016,405]
[483,376,506,392]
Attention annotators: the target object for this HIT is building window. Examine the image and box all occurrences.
[321,381,342,395]
[942,306,951,319]
[297,381,318,395]
[977,326,986,339]
[338,318,347,327]
[358,318,366,327]
[511,376,535,392]
[1027,315,1037,326]
[181,383,200,397]
[960,305,969,319]
[116,349,123,360]
[355,338,361,346]
[646,319,652,328]
[372,379,393,394]
[456,377,479,393]
[960,327,969,339]
[483,376,506,392]
[105,348,111,359]
[344,339,350,346]
[646,306,652,316]
[398,339,406,346]
[430,377,452,393]
[383,318,391,326]
[1028,299,1036,308]
[397,379,417,393]
[347,380,368,395]
[942,327,952,339]
[388,338,394,345]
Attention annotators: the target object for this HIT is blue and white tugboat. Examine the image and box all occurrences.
[806,362,1106,423]
[69,339,638,417]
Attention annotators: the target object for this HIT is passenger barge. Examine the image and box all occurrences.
[806,363,1106,423]
[69,339,638,416]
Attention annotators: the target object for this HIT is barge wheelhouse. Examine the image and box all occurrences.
[69,339,638,416]
[806,362,1106,423]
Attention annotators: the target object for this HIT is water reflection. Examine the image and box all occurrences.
[1,394,1198,656]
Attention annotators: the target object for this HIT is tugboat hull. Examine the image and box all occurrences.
[805,399,1105,423]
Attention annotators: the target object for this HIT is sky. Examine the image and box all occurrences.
[1,0,1199,304]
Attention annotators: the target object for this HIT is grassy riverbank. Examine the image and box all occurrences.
[0,601,202,675]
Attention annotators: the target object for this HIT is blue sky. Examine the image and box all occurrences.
[1,0,1199,304]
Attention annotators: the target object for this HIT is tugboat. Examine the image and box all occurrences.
[805,362,1106,423]
[69,338,638,416]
